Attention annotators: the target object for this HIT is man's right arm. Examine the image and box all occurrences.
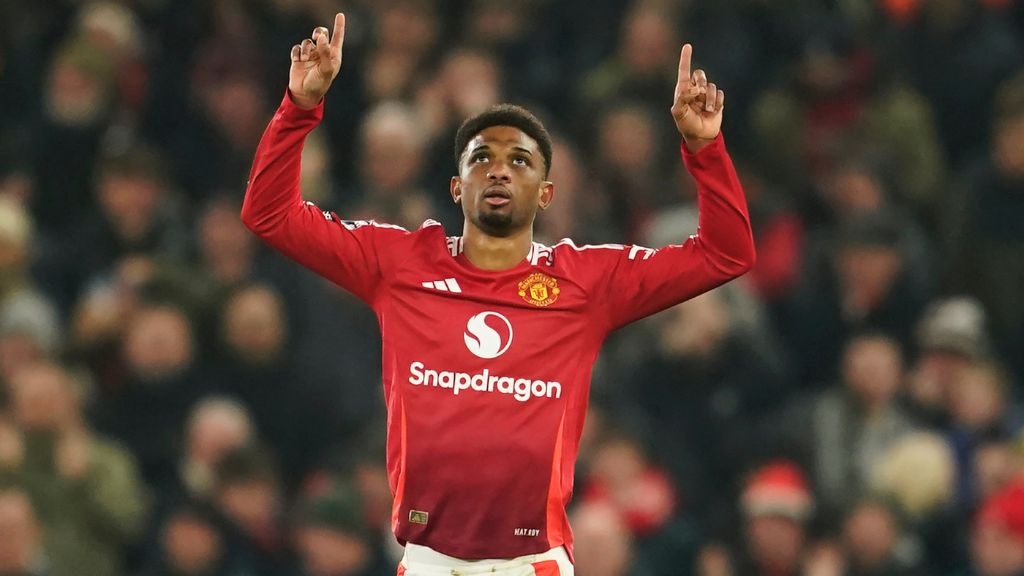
[241,90,401,303]
[241,13,404,303]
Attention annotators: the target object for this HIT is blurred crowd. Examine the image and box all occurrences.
[1,0,1024,575]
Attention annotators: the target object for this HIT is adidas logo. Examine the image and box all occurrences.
[421,278,462,293]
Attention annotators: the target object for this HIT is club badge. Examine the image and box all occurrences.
[518,273,560,307]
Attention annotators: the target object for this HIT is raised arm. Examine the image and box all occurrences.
[596,44,755,329]
[241,14,404,304]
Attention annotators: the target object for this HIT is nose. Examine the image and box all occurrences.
[487,162,512,183]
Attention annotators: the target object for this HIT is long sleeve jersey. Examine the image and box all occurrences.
[241,92,755,560]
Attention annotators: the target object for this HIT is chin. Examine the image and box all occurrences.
[476,211,516,236]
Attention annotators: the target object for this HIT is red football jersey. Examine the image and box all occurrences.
[242,93,755,560]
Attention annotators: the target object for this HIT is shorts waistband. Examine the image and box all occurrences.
[402,543,570,574]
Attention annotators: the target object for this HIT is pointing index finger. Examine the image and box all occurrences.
[678,44,692,87]
[331,12,345,50]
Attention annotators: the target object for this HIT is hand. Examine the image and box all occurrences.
[56,431,91,480]
[289,13,346,109]
[0,420,23,471]
[670,44,725,149]
[696,544,733,576]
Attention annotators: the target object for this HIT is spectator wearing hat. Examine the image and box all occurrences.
[907,296,992,428]
[704,460,815,576]
[292,483,391,576]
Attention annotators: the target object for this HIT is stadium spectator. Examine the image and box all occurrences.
[841,498,924,576]
[789,210,929,386]
[4,0,1024,573]
[783,333,915,523]
[0,198,60,386]
[215,284,329,483]
[92,303,206,487]
[139,498,252,576]
[177,397,254,502]
[871,433,965,574]
[348,102,435,230]
[569,503,637,576]
[292,483,392,576]
[906,297,992,428]
[971,479,1024,576]
[4,361,148,576]
[733,460,815,576]
[211,446,290,576]
[0,487,48,576]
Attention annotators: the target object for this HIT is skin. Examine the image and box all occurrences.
[288,14,725,271]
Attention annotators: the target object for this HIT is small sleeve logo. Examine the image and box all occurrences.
[409,510,429,525]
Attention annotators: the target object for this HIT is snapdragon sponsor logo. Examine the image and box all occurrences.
[408,361,562,402]
[463,311,513,359]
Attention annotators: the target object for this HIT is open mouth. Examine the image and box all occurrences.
[483,186,511,207]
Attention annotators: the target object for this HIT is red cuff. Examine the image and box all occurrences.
[278,89,324,121]
[680,132,725,166]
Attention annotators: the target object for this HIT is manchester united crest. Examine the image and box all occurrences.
[518,273,560,307]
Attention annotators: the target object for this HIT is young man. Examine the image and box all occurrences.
[242,13,754,575]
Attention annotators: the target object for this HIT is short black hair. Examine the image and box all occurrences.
[454,104,553,177]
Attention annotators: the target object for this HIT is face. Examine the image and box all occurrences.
[975,443,1015,500]
[296,527,371,576]
[590,438,646,490]
[217,480,277,530]
[124,307,194,381]
[571,505,631,576]
[747,516,805,573]
[973,523,1024,576]
[200,201,252,267]
[163,513,222,574]
[451,126,553,238]
[361,112,424,193]
[844,503,897,569]
[828,166,885,216]
[842,337,904,408]
[949,365,1004,431]
[837,245,903,311]
[0,491,39,572]
[188,406,251,466]
[97,174,161,241]
[10,364,77,431]
[994,115,1024,179]
[223,287,286,363]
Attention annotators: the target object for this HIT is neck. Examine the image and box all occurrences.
[462,222,533,271]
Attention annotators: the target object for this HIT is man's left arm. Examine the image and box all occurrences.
[598,44,755,329]
[600,134,754,329]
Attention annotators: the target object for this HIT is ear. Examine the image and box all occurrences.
[537,181,555,211]
[450,177,462,204]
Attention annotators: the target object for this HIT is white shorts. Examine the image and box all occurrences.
[397,543,574,576]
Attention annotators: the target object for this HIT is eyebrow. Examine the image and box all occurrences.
[468,144,534,156]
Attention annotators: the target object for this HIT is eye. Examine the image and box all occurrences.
[512,157,529,167]
[471,153,489,163]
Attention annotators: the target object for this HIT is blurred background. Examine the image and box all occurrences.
[0,0,1023,575]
